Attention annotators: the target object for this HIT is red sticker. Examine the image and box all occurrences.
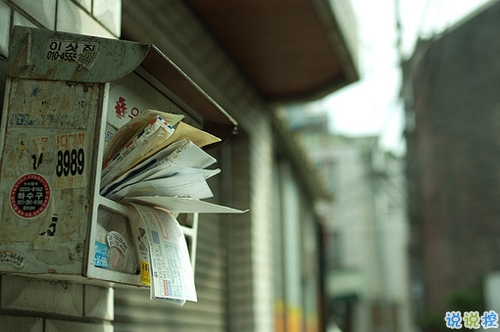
[10,174,51,218]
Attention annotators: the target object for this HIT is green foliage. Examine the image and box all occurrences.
[446,288,484,313]
[417,312,448,332]
[417,285,484,332]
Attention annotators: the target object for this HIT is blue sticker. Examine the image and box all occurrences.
[93,241,109,269]
[152,231,160,245]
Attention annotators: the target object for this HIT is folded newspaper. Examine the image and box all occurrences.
[98,110,247,304]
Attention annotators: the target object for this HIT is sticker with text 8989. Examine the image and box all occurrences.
[54,132,86,189]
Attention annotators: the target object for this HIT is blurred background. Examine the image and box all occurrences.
[280,0,500,331]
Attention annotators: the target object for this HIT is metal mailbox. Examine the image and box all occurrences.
[0,27,236,287]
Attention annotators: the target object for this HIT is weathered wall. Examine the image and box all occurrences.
[0,1,119,331]
[406,0,500,313]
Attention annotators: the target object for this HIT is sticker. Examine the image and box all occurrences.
[45,39,98,69]
[93,241,110,269]
[140,260,151,286]
[104,123,116,148]
[10,173,51,218]
[0,250,26,269]
[8,80,94,129]
[107,231,128,253]
[54,132,86,189]
[107,84,156,130]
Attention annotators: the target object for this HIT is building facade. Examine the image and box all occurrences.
[0,0,358,331]
[282,106,413,332]
[402,0,500,328]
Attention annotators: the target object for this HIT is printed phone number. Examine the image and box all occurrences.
[45,40,97,63]
[56,148,84,177]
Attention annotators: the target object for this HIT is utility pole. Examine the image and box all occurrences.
[369,146,393,332]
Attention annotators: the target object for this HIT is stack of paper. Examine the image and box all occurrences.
[100,110,246,304]
[100,110,246,213]
[128,203,197,305]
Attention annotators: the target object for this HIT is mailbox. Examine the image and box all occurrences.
[0,26,236,287]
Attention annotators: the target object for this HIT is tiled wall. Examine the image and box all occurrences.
[0,275,114,331]
[121,1,277,330]
[0,0,121,59]
[0,0,120,330]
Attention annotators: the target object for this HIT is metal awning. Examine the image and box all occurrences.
[184,0,359,102]
[123,0,359,104]
[7,26,237,143]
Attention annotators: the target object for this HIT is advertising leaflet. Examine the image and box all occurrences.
[128,203,197,303]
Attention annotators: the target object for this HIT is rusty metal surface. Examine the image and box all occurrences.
[0,78,102,275]
[0,28,216,283]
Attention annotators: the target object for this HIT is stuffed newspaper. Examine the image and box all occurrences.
[99,109,247,304]
[128,203,196,304]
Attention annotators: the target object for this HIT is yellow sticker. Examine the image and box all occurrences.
[140,261,150,286]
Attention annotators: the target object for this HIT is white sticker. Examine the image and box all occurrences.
[54,132,86,189]
[45,39,98,69]
[0,250,27,269]
[107,231,128,253]
[107,84,156,130]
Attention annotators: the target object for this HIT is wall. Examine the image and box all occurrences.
[405,0,500,315]
[0,0,120,52]
[0,1,122,331]
[119,0,277,330]
[310,134,412,332]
